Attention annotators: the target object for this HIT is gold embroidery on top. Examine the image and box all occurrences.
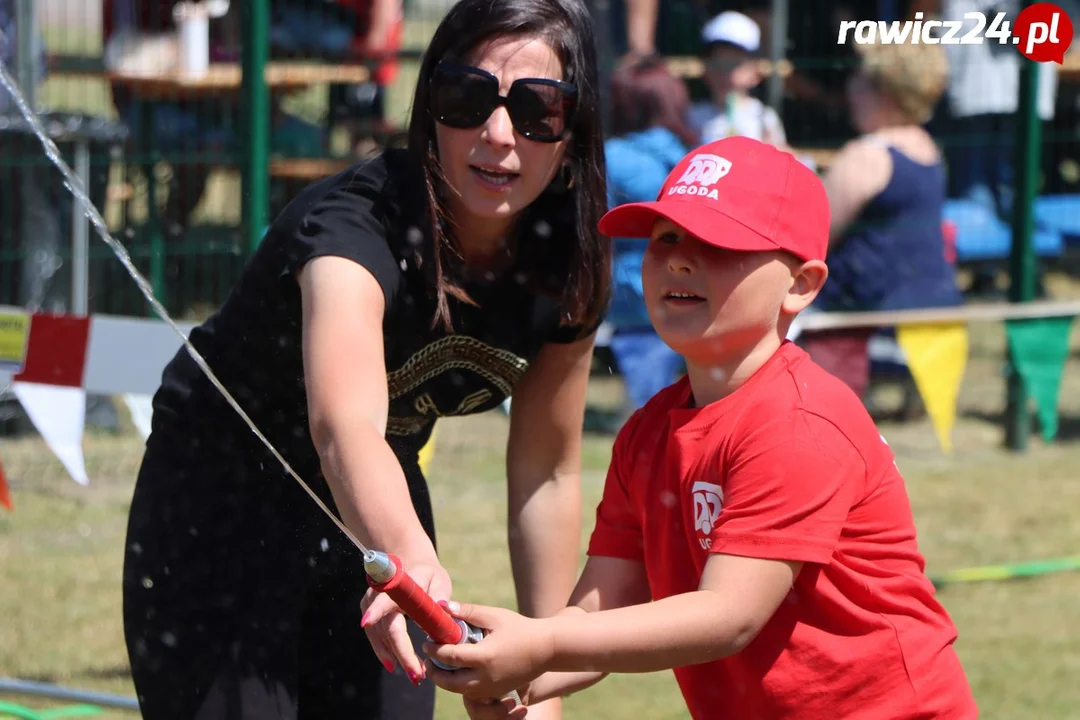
[413,392,438,415]
[385,336,529,436]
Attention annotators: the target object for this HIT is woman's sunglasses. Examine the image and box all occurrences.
[431,61,578,143]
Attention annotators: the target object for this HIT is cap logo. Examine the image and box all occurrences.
[669,153,731,201]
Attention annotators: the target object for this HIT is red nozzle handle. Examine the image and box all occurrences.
[367,553,463,645]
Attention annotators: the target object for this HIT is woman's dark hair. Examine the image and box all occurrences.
[609,57,699,148]
[407,0,610,334]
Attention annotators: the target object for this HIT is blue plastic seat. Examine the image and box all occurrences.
[1033,195,1080,243]
[944,199,1063,263]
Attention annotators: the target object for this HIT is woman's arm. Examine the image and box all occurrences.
[504,332,597,620]
[299,256,449,675]
[822,137,893,244]
[525,555,653,703]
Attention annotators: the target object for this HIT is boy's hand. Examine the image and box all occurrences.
[463,695,530,720]
[422,601,554,700]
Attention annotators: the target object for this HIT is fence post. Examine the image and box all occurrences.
[241,0,270,255]
[1004,48,1042,452]
[13,0,35,111]
[766,0,787,113]
[589,0,613,135]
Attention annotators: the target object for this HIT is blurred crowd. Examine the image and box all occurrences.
[596,0,1078,427]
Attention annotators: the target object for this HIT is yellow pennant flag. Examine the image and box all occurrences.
[418,426,437,476]
[896,323,969,454]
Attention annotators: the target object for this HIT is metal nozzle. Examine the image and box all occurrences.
[363,550,397,584]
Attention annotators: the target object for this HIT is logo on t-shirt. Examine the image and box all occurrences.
[691,481,724,548]
[670,154,731,201]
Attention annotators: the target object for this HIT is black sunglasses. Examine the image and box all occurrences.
[430,61,578,143]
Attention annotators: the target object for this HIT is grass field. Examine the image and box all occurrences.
[3,316,1080,719]
[5,11,1080,718]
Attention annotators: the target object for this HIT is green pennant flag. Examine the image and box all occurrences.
[1005,315,1076,442]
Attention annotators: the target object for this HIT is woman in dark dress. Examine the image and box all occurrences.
[121,1,610,717]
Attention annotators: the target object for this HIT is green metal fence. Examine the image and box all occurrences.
[1,0,453,317]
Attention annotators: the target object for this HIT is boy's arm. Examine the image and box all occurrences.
[428,553,799,697]
[543,553,801,674]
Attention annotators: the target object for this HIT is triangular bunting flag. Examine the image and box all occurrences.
[418,426,437,477]
[13,312,91,387]
[0,455,12,511]
[1005,315,1076,442]
[896,323,969,454]
[123,393,155,442]
[10,313,92,486]
[12,383,89,486]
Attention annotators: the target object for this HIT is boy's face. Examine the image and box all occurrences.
[641,218,822,364]
[704,44,761,97]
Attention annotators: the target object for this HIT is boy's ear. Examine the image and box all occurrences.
[782,260,828,315]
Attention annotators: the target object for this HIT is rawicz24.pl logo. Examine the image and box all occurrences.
[838,2,1074,64]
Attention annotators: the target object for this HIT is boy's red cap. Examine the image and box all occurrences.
[598,136,830,262]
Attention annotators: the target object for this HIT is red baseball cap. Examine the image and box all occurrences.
[598,136,830,262]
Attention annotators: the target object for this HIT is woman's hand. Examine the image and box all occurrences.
[361,557,453,683]
[422,601,555,700]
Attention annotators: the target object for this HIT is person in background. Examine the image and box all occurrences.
[799,41,961,404]
[269,0,404,152]
[102,0,239,233]
[937,0,1059,296]
[604,57,698,423]
[688,10,787,147]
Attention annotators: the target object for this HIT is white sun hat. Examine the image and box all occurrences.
[702,11,761,54]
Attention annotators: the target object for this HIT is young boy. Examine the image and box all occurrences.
[689,11,787,148]
[423,137,977,719]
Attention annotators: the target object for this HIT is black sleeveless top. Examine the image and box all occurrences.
[148,149,595,479]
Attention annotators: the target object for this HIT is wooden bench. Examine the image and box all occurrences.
[269,158,356,181]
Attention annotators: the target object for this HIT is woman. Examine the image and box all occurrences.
[121,1,609,718]
[603,57,697,421]
[800,41,961,402]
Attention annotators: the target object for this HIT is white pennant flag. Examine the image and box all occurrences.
[12,382,89,486]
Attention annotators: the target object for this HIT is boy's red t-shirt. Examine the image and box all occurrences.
[587,342,977,719]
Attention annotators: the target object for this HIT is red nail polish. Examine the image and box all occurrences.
[382,659,394,673]
[361,612,370,628]
[408,671,421,686]
[437,600,449,609]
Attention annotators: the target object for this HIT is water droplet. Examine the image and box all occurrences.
[400,258,408,271]
[484,271,496,282]
[407,227,424,246]
[320,538,329,552]
[660,491,678,508]
[130,542,143,555]
[514,272,528,285]
[709,367,727,381]
[161,632,177,648]
[141,577,154,589]
[534,220,552,238]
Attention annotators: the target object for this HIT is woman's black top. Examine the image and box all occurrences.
[148,149,593,482]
